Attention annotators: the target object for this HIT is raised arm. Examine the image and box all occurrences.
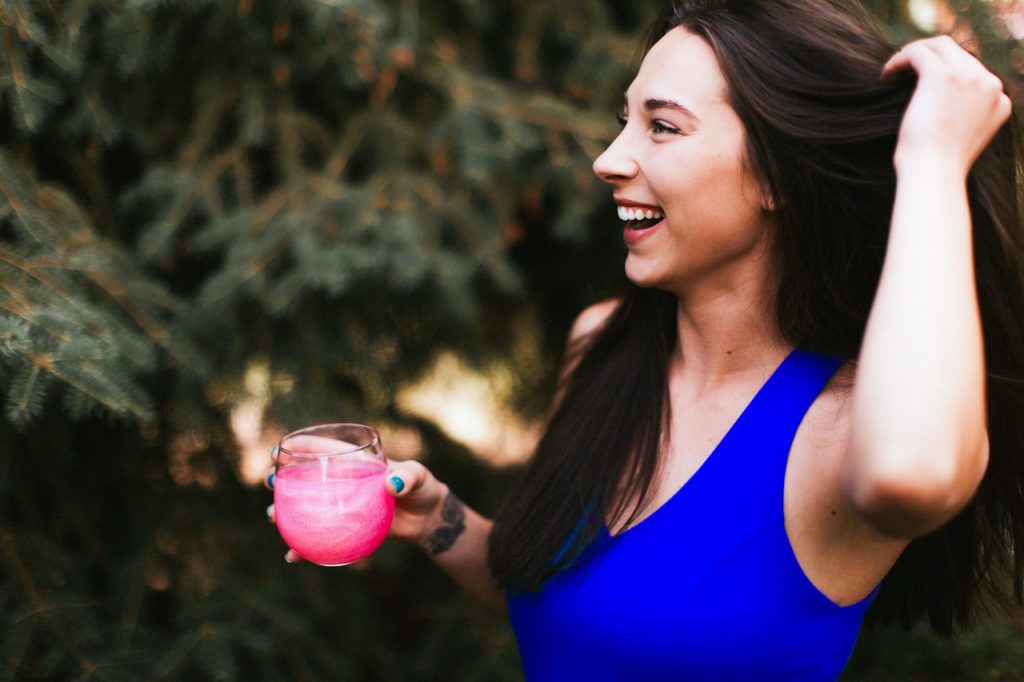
[844,36,1012,537]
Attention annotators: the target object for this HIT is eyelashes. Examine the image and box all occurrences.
[651,120,680,134]
[615,114,682,135]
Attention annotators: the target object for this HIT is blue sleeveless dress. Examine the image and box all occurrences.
[506,349,879,681]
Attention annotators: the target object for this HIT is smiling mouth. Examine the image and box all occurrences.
[618,205,664,230]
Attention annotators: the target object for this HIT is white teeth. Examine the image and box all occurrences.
[617,205,664,222]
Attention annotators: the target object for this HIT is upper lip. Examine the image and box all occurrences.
[615,198,662,209]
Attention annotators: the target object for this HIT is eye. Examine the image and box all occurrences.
[651,119,681,135]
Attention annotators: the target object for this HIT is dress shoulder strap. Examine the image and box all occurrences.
[720,349,846,515]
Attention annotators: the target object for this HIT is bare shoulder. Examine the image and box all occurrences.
[568,298,621,344]
[553,299,622,403]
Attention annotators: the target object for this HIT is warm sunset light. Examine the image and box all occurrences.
[398,353,540,467]
[230,361,283,486]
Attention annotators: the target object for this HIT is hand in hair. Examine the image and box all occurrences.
[882,35,1013,174]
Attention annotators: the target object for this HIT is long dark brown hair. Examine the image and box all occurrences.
[488,0,1024,634]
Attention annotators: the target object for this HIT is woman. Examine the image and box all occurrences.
[272,1,1024,679]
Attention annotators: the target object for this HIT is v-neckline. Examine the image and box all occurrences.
[605,347,800,539]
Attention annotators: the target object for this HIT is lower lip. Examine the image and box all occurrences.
[622,220,663,246]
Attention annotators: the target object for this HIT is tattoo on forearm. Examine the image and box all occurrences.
[426,492,466,555]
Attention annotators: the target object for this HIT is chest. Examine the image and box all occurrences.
[609,384,790,535]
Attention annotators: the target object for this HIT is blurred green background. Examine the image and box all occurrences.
[1,0,1022,679]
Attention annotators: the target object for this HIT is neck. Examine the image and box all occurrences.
[670,275,790,392]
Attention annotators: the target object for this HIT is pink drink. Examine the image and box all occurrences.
[274,459,395,565]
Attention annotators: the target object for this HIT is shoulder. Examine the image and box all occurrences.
[568,298,621,345]
[554,299,622,398]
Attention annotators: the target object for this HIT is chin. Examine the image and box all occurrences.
[624,258,663,289]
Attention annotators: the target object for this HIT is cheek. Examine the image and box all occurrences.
[654,154,756,223]
[658,160,767,255]
[698,153,763,220]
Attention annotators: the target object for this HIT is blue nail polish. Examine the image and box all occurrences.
[390,476,405,493]
[268,473,276,489]
[269,446,278,460]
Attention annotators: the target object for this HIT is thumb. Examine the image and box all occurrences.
[386,460,429,497]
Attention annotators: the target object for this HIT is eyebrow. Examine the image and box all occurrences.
[623,95,701,123]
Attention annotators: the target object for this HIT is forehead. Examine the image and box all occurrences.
[626,27,730,111]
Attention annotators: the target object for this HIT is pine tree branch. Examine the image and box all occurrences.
[86,270,170,343]
[233,157,254,207]
[11,363,39,416]
[324,66,399,178]
[0,526,106,680]
[0,154,42,242]
[513,2,548,83]
[401,174,486,252]
[0,253,164,376]
[250,186,296,236]
[324,106,381,179]
[414,56,619,155]
[143,147,247,259]
[35,352,151,419]
[0,293,73,345]
[62,0,90,52]
[11,599,100,626]
[7,3,75,73]
[0,246,97,323]
[0,248,166,369]
[2,32,56,132]
[76,262,179,310]
[179,90,238,170]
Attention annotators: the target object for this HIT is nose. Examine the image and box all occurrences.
[592,129,639,185]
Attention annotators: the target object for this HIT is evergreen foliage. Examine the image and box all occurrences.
[0,0,1021,679]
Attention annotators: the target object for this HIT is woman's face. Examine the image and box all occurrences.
[593,28,774,297]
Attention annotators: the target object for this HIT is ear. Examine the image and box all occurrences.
[761,189,779,212]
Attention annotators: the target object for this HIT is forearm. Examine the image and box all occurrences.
[415,487,507,612]
[846,161,988,534]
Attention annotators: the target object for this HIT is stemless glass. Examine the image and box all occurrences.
[273,423,395,566]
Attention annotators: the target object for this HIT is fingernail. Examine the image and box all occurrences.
[285,552,295,564]
[268,473,276,489]
[266,504,274,521]
[390,476,405,493]
[269,446,278,460]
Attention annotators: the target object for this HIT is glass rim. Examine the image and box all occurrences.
[278,422,381,459]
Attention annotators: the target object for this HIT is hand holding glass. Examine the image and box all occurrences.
[273,424,395,566]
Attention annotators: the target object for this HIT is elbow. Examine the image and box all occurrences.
[844,441,988,538]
